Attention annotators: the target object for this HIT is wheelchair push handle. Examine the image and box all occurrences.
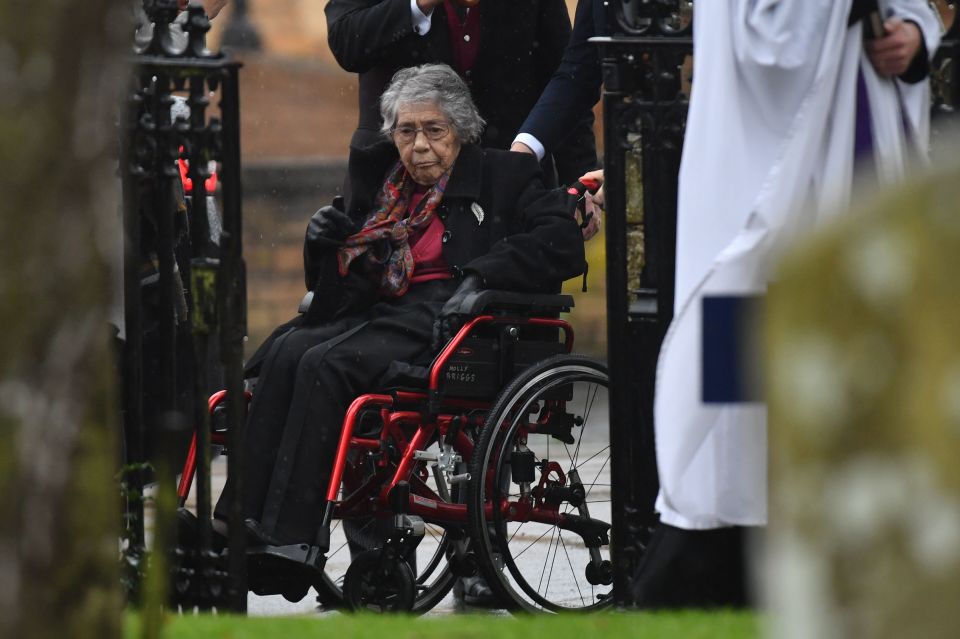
[566,178,601,230]
[566,177,601,199]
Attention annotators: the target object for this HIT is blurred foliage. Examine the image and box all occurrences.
[562,226,608,358]
[766,166,960,639]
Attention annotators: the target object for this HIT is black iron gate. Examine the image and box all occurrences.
[117,0,959,612]
[121,0,247,611]
[597,0,692,605]
[599,0,959,606]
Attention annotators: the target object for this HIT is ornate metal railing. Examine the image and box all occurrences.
[598,0,958,606]
[595,0,692,606]
[121,0,247,611]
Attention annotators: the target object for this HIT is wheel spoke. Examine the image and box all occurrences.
[508,520,528,544]
[512,525,553,560]
[569,446,610,474]
[584,453,611,501]
[542,526,562,600]
[565,382,600,472]
[478,360,611,612]
[559,531,586,607]
[537,525,558,594]
[328,517,375,559]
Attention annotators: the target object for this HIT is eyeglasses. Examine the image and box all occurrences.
[392,122,451,143]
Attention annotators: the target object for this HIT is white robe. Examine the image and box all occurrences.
[654,0,942,530]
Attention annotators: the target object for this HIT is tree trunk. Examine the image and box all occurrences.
[0,1,127,637]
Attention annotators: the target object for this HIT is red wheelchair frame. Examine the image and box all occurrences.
[177,314,572,515]
[322,314,573,528]
[177,295,612,612]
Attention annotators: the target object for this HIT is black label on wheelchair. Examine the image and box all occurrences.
[443,338,567,399]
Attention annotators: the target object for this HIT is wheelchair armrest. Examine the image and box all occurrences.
[453,290,574,316]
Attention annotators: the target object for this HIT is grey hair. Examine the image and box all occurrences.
[380,64,485,143]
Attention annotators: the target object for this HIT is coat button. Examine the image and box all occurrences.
[442,231,452,243]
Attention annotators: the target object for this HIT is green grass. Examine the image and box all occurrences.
[126,610,760,639]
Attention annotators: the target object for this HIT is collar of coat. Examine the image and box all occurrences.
[348,139,483,204]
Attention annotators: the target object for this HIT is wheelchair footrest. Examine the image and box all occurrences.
[247,544,326,600]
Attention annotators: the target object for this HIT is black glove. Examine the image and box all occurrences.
[431,273,483,351]
[304,205,357,290]
[307,205,356,243]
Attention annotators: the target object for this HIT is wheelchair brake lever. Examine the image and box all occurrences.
[566,177,601,199]
[567,178,601,230]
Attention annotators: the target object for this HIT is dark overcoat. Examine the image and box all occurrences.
[324,0,597,184]
[338,140,586,293]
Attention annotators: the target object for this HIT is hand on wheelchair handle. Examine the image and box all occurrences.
[566,175,603,240]
[307,205,356,244]
[431,273,483,351]
[304,205,356,291]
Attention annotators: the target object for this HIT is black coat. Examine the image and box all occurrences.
[519,0,605,156]
[324,0,597,185]
[304,141,586,322]
[354,141,584,289]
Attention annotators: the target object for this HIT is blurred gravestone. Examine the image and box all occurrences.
[766,168,960,638]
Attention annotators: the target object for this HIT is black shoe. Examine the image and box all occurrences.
[246,541,326,603]
[631,523,752,609]
[244,518,286,547]
[187,516,281,550]
[176,508,227,552]
[176,508,200,547]
[453,575,501,609]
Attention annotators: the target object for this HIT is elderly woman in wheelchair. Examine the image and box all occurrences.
[191,63,613,612]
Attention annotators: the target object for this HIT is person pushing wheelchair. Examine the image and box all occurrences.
[212,64,586,590]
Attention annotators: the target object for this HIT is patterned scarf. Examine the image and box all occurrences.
[337,161,450,297]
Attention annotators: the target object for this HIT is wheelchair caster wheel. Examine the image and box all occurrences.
[342,549,416,612]
[585,559,613,586]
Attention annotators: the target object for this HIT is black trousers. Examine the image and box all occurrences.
[630,522,756,609]
[215,279,460,544]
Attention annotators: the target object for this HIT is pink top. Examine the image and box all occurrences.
[407,189,452,284]
[410,215,452,284]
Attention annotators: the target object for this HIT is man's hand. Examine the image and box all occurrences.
[203,0,228,19]
[580,193,602,240]
[510,141,536,155]
[576,169,604,241]
[866,18,922,77]
[178,0,228,19]
[416,0,444,13]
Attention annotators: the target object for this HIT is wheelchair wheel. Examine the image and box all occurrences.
[342,549,416,612]
[315,436,459,613]
[467,354,613,612]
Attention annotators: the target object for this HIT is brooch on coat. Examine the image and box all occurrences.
[470,201,485,225]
